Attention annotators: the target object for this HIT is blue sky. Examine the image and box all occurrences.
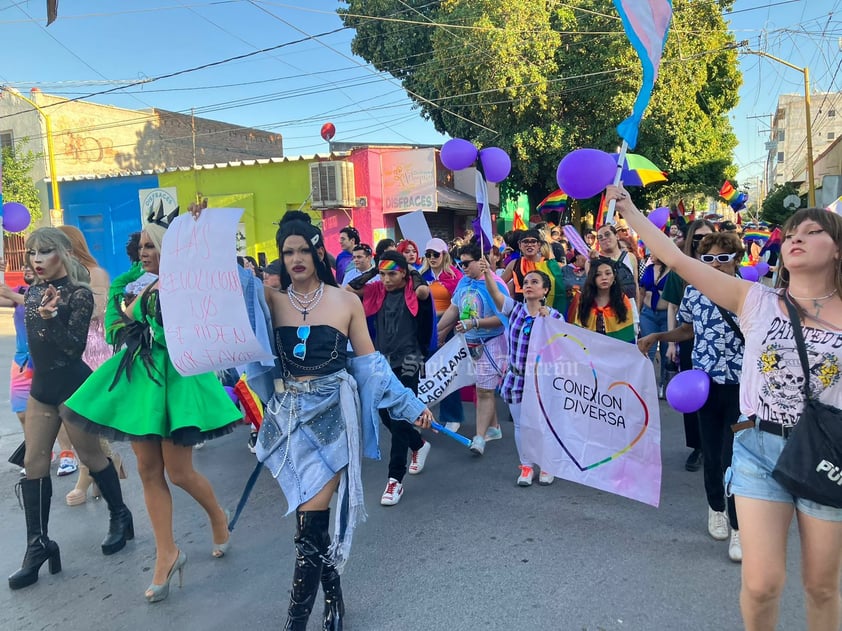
[1,0,839,191]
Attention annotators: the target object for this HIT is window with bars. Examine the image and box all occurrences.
[0,131,13,153]
[2,234,27,271]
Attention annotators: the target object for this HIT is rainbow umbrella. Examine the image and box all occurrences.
[609,153,668,187]
[537,189,569,215]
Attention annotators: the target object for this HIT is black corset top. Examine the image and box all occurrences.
[275,324,348,377]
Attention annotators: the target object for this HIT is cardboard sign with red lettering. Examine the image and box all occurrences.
[159,208,274,376]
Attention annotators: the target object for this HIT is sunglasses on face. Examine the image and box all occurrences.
[425,250,442,258]
[457,259,475,269]
[293,325,310,360]
[700,253,738,264]
[692,233,709,243]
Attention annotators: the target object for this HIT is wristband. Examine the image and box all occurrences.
[472,317,479,330]
[42,309,58,319]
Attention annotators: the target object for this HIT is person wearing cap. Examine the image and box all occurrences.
[720,221,737,233]
[501,229,567,314]
[421,237,465,432]
[263,259,282,290]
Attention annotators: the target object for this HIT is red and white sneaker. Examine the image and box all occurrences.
[380,478,404,506]
[407,441,431,475]
[517,465,534,487]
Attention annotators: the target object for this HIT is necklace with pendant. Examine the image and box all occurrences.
[787,288,838,319]
[288,282,324,321]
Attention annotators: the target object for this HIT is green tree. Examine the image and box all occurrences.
[760,183,800,227]
[340,0,740,211]
[1,138,43,230]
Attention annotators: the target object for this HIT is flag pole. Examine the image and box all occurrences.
[604,139,628,225]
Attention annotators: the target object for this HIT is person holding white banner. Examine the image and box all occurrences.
[481,260,563,486]
[61,207,242,603]
[609,186,842,631]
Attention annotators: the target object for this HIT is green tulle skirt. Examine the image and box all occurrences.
[62,342,243,446]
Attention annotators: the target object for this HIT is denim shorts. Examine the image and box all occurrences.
[725,415,842,522]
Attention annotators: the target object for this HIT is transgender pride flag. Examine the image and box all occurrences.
[613,0,673,149]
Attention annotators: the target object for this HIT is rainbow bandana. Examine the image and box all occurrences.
[378,259,401,271]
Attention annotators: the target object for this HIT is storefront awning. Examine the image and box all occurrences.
[436,186,498,214]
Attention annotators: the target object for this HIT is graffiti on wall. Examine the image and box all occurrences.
[62,131,115,163]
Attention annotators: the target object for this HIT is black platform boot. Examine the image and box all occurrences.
[90,459,134,555]
[284,509,330,631]
[8,477,62,590]
[321,558,345,631]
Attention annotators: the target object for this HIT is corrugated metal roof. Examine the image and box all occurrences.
[54,153,351,182]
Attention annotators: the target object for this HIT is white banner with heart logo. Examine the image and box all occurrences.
[520,317,662,506]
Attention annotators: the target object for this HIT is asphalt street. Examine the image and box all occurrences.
[0,316,809,631]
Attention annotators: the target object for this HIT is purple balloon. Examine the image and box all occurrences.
[739,266,759,282]
[755,261,770,277]
[440,138,478,171]
[479,147,511,183]
[224,385,239,405]
[2,202,32,233]
[556,149,617,199]
[648,206,670,229]
[666,369,710,414]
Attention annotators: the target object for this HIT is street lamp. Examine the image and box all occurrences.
[741,47,817,207]
[0,87,62,213]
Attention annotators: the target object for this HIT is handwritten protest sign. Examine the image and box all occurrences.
[158,208,274,376]
[520,317,661,506]
[417,333,473,406]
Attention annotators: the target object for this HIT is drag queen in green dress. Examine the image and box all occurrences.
[62,206,241,603]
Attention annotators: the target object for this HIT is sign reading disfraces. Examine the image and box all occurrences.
[158,208,274,376]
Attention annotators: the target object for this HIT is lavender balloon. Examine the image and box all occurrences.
[556,149,616,199]
[755,261,770,277]
[740,266,759,282]
[479,147,511,183]
[440,138,478,171]
[666,369,710,413]
[648,206,670,229]
[1,202,31,233]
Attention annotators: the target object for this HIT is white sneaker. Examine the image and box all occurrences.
[444,422,461,433]
[707,508,729,541]
[408,441,431,475]
[469,435,486,456]
[517,465,534,487]
[538,471,555,486]
[728,530,742,563]
[380,478,403,506]
[484,426,503,441]
[57,451,78,477]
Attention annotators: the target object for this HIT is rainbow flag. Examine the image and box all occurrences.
[613,0,673,149]
[743,229,770,244]
[595,192,608,228]
[720,181,738,203]
[759,227,781,255]
[512,209,528,231]
[537,189,569,215]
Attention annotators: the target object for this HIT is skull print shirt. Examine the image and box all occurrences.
[740,284,842,428]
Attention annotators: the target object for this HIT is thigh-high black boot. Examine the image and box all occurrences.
[320,509,344,631]
[8,478,62,590]
[90,459,134,555]
[284,509,330,631]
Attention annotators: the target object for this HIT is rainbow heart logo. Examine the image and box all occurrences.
[532,332,651,471]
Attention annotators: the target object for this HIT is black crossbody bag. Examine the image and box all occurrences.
[771,297,842,508]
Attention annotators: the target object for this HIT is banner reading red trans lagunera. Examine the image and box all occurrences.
[520,317,662,507]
